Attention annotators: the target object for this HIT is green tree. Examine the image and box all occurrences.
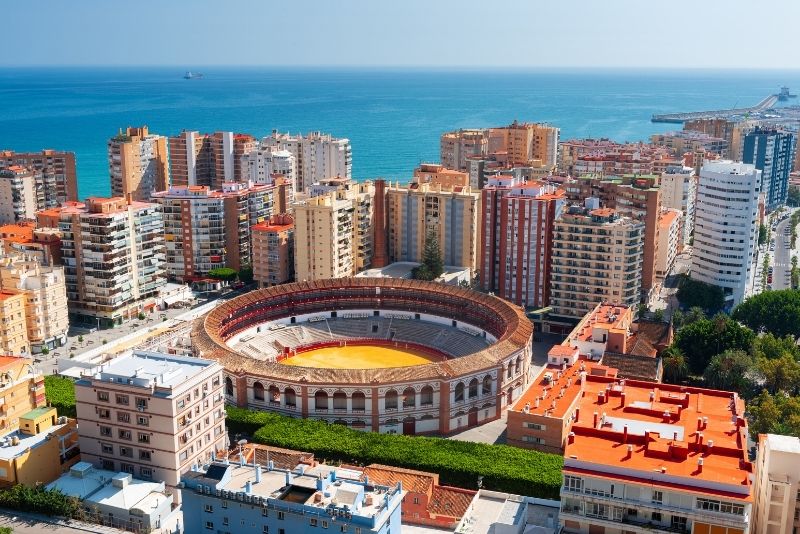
[684,306,706,325]
[752,333,800,361]
[662,346,689,384]
[675,275,725,313]
[653,308,665,322]
[758,223,768,245]
[208,267,238,283]
[671,308,685,330]
[788,185,800,207]
[238,264,254,284]
[703,349,756,394]
[757,353,800,395]
[413,230,444,281]
[732,289,800,338]
[673,314,756,375]
[748,391,800,438]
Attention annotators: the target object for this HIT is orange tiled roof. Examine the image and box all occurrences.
[362,464,435,494]
[659,209,680,228]
[428,486,475,518]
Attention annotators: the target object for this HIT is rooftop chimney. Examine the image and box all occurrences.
[697,458,704,473]
[255,466,262,483]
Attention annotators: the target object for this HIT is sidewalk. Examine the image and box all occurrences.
[0,508,125,533]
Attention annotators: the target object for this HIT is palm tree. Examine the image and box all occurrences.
[662,347,689,384]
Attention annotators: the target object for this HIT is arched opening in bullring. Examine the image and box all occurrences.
[225,376,234,396]
[420,385,434,406]
[333,391,347,411]
[268,385,280,403]
[402,387,416,408]
[253,381,264,401]
[314,391,328,411]
[352,391,366,411]
[482,375,492,395]
[468,378,479,399]
[284,388,297,407]
[385,390,398,410]
[454,382,465,403]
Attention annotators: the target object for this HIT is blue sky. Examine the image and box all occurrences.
[2,0,799,68]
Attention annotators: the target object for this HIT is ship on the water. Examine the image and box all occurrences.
[183,71,204,79]
[778,86,796,101]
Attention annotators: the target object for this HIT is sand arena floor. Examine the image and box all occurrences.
[280,344,443,369]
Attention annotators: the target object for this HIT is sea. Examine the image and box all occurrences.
[1,67,799,199]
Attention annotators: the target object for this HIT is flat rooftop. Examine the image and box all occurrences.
[80,350,216,390]
[564,372,752,498]
[0,423,70,461]
[48,462,168,510]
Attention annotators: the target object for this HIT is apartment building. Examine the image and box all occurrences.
[557,372,752,534]
[0,149,78,204]
[152,181,288,281]
[57,197,166,326]
[0,256,68,352]
[182,461,404,534]
[692,161,761,307]
[412,163,470,188]
[479,174,565,308]
[384,181,479,271]
[262,131,352,193]
[168,130,256,189]
[752,433,800,534]
[549,203,644,320]
[560,140,675,178]
[74,351,226,488]
[0,290,29,355]
[252,214,294,287]
[243,144,297,190]
[441,129,488,171]
[293,180,374,281]
[0,166,37,224]
[651,131,729,156]
[660,166,697,246]
[108,126,170,201]
[742,127,796,211]
[564,174,662,294]
[684,118,754,161]
[0,223,62,266]
[655,209,681,279]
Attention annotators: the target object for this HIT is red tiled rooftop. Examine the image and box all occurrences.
[659,209,680,228]
[589,207,615,217]
[428,486,476,519]
[361,464,435,494]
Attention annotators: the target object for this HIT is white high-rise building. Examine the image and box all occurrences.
[691,160,761,307]
[243,145,297,190]
[263,131,351,193]
[660,166,697,246]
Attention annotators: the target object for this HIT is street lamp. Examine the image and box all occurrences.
[96,317,100,331]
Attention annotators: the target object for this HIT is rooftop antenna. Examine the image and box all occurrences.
[237,439,248,467]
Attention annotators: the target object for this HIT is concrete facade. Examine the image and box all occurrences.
[252,214,294,287]
[108,126,170,201]
[0,149,78,204]
[752,434,800,534]
[0,166,37,224]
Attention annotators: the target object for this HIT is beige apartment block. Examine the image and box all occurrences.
[753,434,800,534]
[550,203,644,319]
[108,126,170,201]
[0,290,29,355]
[0,256,68,352]
[292,179,374,281]
[252,214,294,287]
[261,131,352,193]
[0,149,78,204]
[656,209,682,279]
[0,166,37,225]
[74,351,226,488]
[440,129,489,171]
[412,163,469,188]
[384,181,479,271]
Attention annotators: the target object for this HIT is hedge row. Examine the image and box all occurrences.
[44,375,77,418]
[226,407,563,498]
[0,484,80,518]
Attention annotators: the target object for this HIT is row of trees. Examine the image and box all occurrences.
[663,289,800,438]
[208,265,253,284]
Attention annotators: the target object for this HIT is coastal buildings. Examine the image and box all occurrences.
[152,181,288,281]
[655,209,681,279]
[659,166,697,246]
[0,149,78,204]
[0,255,69,352]
[168,130,256,189]
[752,434,800,534]
[742,127,796,211]
[441,122,559,172]
[412,163,470,188]
[181,461,404,534]
[0,222,62,266]
[558,139,676,177]
[243,143,297,190]
[479,175,565,308]
[651,131,729,156]
[57,197,166,326]
[292,179,374,281]
[384,181,479,271]
[262,131,352,193]
[692,160,761,307]
[549,203,644,320]
[252,214,294,287]
[0,166,37,224]
[108,126,170,201]
[563,174,662,295]
[74,351,226,487]
[0,290,30,355]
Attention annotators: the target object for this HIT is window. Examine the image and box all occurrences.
[652,490,663,505]
[651,512,662,522]
[140,467,152,479]
[97,391,109,402]
[262,508,268,517]
[102,459,115,470]
[564,475,582,492]
[340,527,348,533]
[135,397,148,410]
[262,527,269,534]
[222,501,228,509]
[101,443,114,454]
[116,394,129,405]
[671,516,687,530]
[119,429,131,440]
[137,416,148,426]
[585,502,608,519]
[205,521,213,530]
[222,517,229,526]
[454,383,465,402]
[205,504,213,513]
[98,408,110,419]
[140,450,151,461]
[120,446,132,457]
[121,463,135,474]
[100,426,112,437]
[277,511,285,520]
[118,412,130,423]
[525,422,546,430]
[322,520,329,528]
[138,433,150,444]
[310,519,318,527]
